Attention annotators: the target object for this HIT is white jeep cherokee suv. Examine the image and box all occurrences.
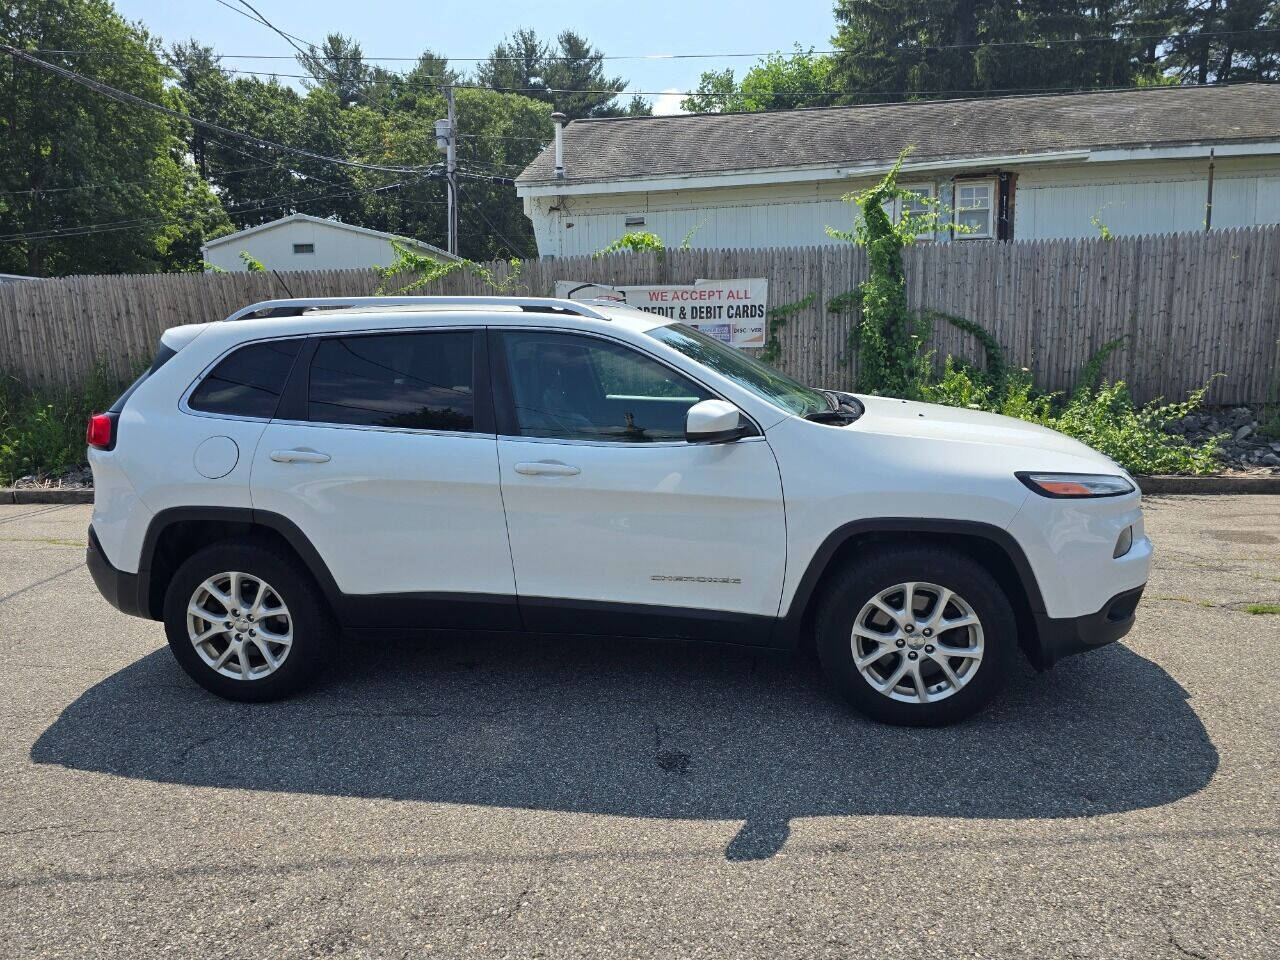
[86,296,1150,726]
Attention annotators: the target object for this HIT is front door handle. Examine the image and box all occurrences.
[514,460,581,477]
[270,448,331,464]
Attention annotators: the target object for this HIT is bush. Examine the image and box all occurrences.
[1051,381,1223,475]
[920,357,1223,475]
[0,366,127,485]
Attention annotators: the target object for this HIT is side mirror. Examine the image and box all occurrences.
[686,399,751,444]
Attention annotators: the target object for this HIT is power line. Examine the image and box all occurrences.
[0,43,433,174]
[232,0,313,62]
[211,66,1276,103]
[458,184,531,260]
[30,26,1280,61]
[457,132,548,143]
[208,0,318,50]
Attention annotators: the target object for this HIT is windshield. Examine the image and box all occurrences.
[646,323,830,416]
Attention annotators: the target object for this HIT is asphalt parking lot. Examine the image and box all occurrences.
[1,497,1277,959]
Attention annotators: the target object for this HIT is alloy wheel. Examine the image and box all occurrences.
[186,571,293,680]
[850,581,984,704]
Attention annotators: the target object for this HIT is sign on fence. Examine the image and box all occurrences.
[555,278,769,348]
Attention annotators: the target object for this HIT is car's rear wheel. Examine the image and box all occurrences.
[163,541,334,701]
[815,545,1016,726]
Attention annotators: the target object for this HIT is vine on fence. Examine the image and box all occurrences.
[761,293,816,363]
[375,240,524,295]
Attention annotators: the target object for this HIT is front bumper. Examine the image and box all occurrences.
[1032,584,1145,669]
[86,526,151,619]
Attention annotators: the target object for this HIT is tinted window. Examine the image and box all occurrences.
[503,331,710,442]
[110,341,177,414]
[189,339,301,419]
[308,331,474,431]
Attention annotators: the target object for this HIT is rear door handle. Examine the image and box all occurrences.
[514,460,580,477]
[270,448,331,464]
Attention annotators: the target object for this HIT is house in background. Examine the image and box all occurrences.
[201,213,459,272]
[516,84,1280,257]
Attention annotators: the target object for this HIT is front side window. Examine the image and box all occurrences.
[503,331,710,442]
[646,323,828,417]
[955,181,994,238]
[188,339,302,419]
[308,331,474,431]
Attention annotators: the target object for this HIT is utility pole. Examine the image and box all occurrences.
[435,87,459,256]
[1205,148,1215,233]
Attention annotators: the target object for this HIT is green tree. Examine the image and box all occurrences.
[829,0,1168,102]
[682,47,837,113]
[297,33,371,108]
[476,28,645,119]
[364,50,460,111]
[0,0,227,275]
[1163,0,1280,83]
[374,88,552,260]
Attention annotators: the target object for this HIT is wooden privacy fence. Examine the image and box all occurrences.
[2,225,1278,404]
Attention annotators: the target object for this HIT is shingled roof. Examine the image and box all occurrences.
[517,83,1280,186]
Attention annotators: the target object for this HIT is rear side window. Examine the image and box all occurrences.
[109,342,178,414]
[307,331,474,432]
[188,339,302,419]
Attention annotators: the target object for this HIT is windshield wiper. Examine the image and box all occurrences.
[804,408,856,424]
[805,390,863,424]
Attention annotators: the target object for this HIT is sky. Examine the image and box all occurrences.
[113,0,837,114]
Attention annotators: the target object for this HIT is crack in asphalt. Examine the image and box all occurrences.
[0,562,84,605]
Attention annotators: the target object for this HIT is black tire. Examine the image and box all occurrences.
[814,545,1016,726]
[163,540,335,701]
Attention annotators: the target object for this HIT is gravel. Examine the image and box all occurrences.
[1166,406,1280,472]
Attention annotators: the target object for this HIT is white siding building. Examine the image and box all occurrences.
[202,213,458,272]
[515,85,1280,257]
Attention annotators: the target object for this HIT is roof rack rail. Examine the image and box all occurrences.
[222,295,615,323]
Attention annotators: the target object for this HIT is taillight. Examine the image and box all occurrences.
[86,413,115,450]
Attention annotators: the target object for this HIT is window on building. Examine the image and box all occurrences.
[188,339,302,419]
[954,181,995,239]
[293,243,315,254]
[502,331,711,442]
[307,331,475,432]
[899,184,936,239]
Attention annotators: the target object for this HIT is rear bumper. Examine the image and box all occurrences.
[86,526,151,619]
[1032,584,1145,669]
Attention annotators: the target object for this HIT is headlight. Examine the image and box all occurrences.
[1016,472,1135,498]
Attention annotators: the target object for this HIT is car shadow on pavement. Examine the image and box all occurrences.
[32,632,1218,861]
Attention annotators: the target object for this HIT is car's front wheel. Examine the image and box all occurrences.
[163,541,334,701]
[815,545,1016,726]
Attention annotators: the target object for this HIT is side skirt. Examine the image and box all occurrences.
[518,596,781,648]
[336,591,781,647]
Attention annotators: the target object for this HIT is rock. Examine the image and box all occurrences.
[1235,425,1254,441]
[1263,453,1280,467]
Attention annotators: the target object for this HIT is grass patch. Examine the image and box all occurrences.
[1245,603,1280,615]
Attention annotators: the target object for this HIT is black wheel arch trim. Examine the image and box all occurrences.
[778,517,1048,645]
[138,505,344,619]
